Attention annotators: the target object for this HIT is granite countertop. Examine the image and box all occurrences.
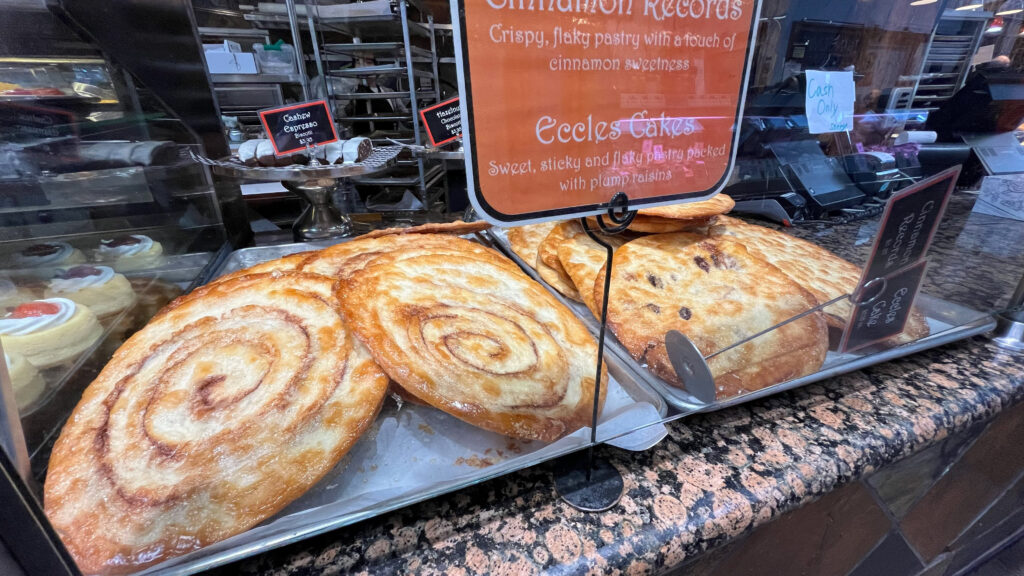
[221,334,1023,576]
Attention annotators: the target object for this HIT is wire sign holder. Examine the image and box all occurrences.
[451,0,763,510]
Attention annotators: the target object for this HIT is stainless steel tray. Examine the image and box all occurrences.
[190,146,404,180]
[485,228,996,415]
[136,236,668,576]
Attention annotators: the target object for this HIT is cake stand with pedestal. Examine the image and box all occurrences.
[190,146,404,242]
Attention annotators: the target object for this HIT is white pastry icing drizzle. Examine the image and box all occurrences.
[98,235,154,258]
[0,298,76,335]
[49,266,115,294]
[14,242,75,266]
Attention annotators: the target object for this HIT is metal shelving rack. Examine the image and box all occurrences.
[242,0,445,209]
[911,10,989,111]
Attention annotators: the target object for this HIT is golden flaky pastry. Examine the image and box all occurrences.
[554,223,629,316]
[597,234,827,399]
[711,216,929,341]
[506,221,558,270]
[358,219,491,240]
[299,233,498,280]
[536,223,582,301]
[209,250,315,286]
[44,273,389,574]
[636,194,735,220]
[336,234,606,442]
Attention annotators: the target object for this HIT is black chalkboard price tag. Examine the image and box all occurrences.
[840,261,929,352]
[419,97,461,147]
[839,166,959,352]
[862,166,959,281]
[258,100,338,156]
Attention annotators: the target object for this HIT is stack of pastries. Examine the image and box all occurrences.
[44,223,605,574]
[506,195,929,400]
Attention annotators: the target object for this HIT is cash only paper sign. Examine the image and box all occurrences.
[453,0,761,222]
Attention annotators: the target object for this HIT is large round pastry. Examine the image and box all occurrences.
[300,233,498,280]
[5,351,45,410]
[96,235,164,271]
[335,234,606,442]
[44,272,389,575]
[597,234,828,399]
[0,299,103,369]
[709,216,930,341]
[209,250,315,286]
[43,266,136,319]
[11,242,86,268]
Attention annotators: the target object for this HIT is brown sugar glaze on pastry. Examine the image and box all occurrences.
[44,272,389,574]
[597,234,828,399]
[335,234,606,442]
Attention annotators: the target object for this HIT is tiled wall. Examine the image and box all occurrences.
[673,401,1024,576]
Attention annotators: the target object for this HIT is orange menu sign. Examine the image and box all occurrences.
[457,0,760,222]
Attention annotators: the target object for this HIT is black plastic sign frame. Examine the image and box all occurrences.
[258,100,338,156]
[841,261,930,352]
[839,166,960,352]
[419,97,462,147]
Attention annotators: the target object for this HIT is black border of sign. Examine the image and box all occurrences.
[451,0,763,224]
[258,100,339,156]
[419,96,462,147]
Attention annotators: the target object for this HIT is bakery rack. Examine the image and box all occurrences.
[240,0,447,210]
[909,10,989,111]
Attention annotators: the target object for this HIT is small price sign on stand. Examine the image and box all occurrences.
[840,167,960,352]
[258,100,338,156]
[419,97,462,147]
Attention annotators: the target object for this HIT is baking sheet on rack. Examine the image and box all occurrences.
[486,227,995,414]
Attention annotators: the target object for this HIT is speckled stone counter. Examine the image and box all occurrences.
[220,333,1023,576]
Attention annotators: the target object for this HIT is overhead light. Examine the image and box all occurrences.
[956,3,983,9]
[998,8,1023,14]
[911,0,937,5]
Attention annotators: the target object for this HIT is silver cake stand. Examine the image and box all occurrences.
[191,146,403,242]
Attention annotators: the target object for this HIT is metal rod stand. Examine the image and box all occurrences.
[992,272,1024,351]
[554,192,635,511]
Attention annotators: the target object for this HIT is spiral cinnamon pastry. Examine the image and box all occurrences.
[209,250,317,286]
[44,272,389,575]
[299,233,505,280]
[336,235,606,442]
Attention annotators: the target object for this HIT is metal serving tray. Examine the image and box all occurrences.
[485,228,997,415]
[137,236,667,576]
